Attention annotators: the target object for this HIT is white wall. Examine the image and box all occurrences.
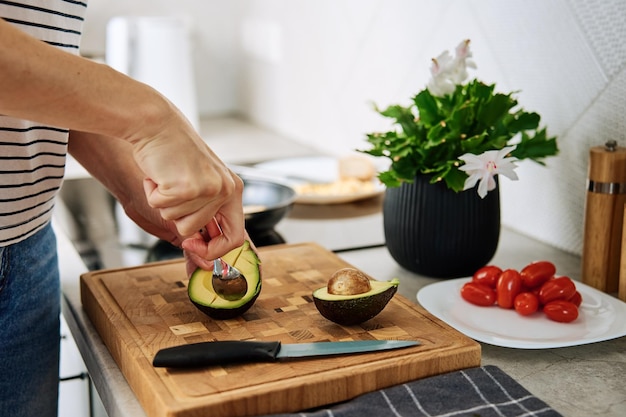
[82,0,626,256]
[81,0,243,116]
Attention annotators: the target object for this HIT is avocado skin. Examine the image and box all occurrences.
[190,289,261,320]
[187,240,262,320]
[313,285,397,325]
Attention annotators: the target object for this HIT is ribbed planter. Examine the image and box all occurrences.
[383,175,500,278]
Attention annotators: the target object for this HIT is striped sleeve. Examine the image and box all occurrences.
[0,0,88,245]
[1,0,86,52]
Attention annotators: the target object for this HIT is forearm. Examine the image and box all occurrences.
[0,18,169,143]
[67,130,181,245]
[67,131,140,206]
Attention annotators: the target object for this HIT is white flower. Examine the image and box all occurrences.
[458,146,519,198]
[427,39,477,97]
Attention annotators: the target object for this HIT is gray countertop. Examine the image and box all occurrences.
[57,117,626,417]
[338,230,626,417]
[57,216,626,417]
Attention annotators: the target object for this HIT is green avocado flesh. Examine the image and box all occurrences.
[313,278,399,325]
[188,240,261,320]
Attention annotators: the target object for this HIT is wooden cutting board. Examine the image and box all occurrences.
[81,242,480,417]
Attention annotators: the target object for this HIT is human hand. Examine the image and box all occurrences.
[129,105,245,259]
[181,220,258,277]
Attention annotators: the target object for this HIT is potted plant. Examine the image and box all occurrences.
[360,40,558,278]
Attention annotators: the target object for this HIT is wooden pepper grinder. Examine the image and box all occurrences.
[582,140,626,293]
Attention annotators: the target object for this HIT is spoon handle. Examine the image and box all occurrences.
[213,258,227,278]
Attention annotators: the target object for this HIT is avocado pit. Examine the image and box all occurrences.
[212,274,248,301]
[327,268,372,295]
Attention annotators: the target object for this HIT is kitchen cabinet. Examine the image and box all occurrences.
[59,314,89,416]
[57,231,108,417]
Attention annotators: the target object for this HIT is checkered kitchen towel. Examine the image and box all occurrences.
[262,365,562,417]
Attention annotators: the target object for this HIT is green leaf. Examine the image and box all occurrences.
[392,156,423,181]
[442,166,468,192]
[378,104,417,136]
[506,111,540,132]
[476,93,516,128]
[510,129,558,163]
[425,122,447,148]
[377,170,402,187]
[450,104,474,130]
[460,132,488,153]
[413,89,440,126]
[468,80,495,101]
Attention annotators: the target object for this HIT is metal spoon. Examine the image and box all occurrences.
[212,257,248,301]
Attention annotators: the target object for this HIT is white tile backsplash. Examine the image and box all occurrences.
[236,0,626,256]
[570,0,626,78]
[82,0,626,255]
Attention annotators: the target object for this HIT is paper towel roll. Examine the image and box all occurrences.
[106,16,199,131]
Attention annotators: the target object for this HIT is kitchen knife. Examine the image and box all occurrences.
[153,340,419,368]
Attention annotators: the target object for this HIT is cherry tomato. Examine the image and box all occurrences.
[514,292,539,316]
[543,300,579,323]
[472,265,502,289]
[520,261,556,289]
[461,282,496,307]
[568,291,583,307]
[538,276,577,305]
[496,269,523,309]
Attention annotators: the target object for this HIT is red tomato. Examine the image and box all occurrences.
[538,276,577,305]
[520,261,556,289]
[568,291,583,307]
[472,265,502,289]
[514,292,539,316]
[544,300,579,323]
[461,282,496,307]
[496,269,523,309]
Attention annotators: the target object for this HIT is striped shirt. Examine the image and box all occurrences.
[0,0,87,246]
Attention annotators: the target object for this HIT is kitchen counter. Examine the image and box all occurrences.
[58,117,625,417]
[58,219,626,417]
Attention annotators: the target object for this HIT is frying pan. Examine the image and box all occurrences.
[241,176,296,233]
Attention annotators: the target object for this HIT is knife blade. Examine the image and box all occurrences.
[152,340,419,368]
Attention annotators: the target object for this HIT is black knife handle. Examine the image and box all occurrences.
[152,340,281,368]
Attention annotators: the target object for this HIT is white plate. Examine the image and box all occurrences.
[417,278,626,349]
[254,156,385,205]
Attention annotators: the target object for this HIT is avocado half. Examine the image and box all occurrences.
[188,240,261,320]
[312,278,399,325]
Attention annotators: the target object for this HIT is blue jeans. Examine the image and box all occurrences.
[0,222,60,417]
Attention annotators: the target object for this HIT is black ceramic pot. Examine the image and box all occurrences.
[383,175,500,278]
